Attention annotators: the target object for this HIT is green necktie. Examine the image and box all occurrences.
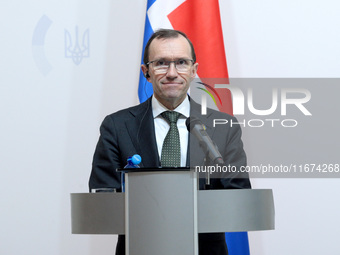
[161,111,181,167]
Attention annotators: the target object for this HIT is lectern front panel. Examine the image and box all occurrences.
[125,170,198,255]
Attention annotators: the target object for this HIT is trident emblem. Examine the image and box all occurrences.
[64,26,90,65]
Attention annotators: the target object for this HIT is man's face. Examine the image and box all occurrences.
[142,36,198,109]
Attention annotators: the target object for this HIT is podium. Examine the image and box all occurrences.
[71,169,274,255]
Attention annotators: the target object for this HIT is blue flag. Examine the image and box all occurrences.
[138,0,156,103]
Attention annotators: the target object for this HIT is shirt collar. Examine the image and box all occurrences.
[152,95,190,119]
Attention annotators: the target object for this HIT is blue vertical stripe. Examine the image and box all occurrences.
[138,1,155,103]
[225,232,250,255]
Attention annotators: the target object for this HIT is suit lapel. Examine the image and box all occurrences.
[125,98,160,168]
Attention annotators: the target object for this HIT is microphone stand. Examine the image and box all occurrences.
[200,141,211,190]
[200,141,224,190]
[205,155,211,190]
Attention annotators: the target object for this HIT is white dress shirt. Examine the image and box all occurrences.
[152,96,190,167]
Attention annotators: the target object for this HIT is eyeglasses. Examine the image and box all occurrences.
[147,58,194,74]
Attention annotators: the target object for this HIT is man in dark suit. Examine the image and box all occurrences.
[89,29,251,255]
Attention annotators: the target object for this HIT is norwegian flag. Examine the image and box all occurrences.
[138,0,233,115]
[138,1,250,253]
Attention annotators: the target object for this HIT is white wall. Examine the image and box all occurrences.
[0,1,339,254]
[219,1,340,254]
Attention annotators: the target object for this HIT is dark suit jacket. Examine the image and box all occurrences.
[89,96,251,255]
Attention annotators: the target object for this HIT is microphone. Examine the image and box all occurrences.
[186,117,224,165]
